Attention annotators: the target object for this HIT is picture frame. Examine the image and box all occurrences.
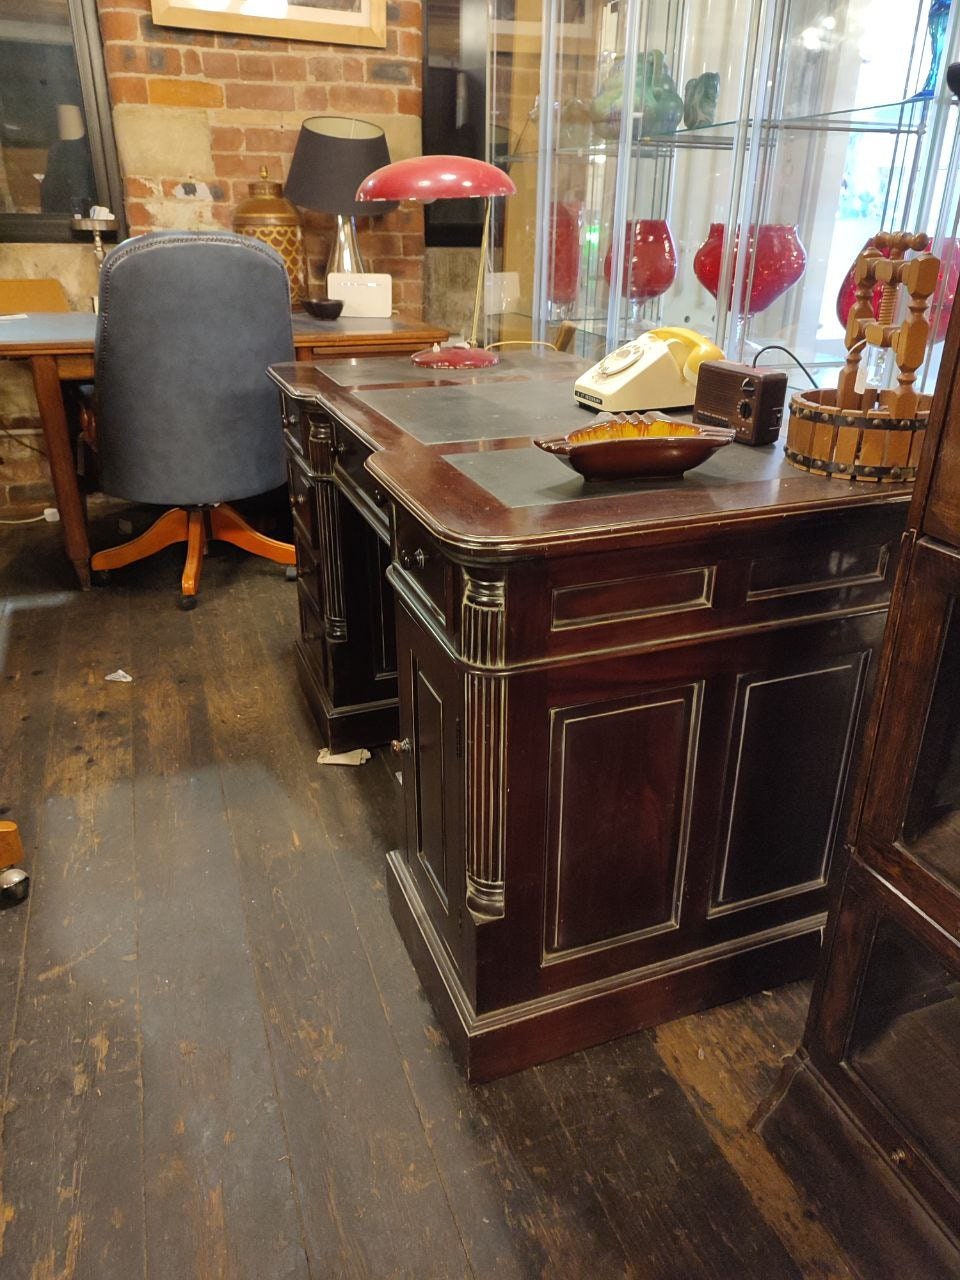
[149,0,386,49]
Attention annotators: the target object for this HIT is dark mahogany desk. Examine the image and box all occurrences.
[0,312,447,587]
[271,351,911,1080]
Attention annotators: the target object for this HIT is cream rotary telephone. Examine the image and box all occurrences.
[573,327,723,413]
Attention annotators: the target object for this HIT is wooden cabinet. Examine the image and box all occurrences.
[383,499,905,1082]
[758,304,960,1274]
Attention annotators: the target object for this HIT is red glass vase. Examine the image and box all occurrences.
[603,219,677,303]
[693,223,807,314]
[548,201,582,305]
[836,237,959,343]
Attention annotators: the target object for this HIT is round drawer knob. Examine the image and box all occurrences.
[890,1148,908,1165]
[390,738,412,755]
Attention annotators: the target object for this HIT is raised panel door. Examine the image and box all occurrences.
[711,651,870,913]
[395,602,464,962]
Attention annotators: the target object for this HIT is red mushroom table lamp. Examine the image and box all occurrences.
[355,154,516,368]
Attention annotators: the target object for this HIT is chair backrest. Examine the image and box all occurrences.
[95,230,294,506]
[0,278,70,314]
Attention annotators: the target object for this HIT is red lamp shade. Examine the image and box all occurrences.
[356,154,517,369]
[355,154,516,204]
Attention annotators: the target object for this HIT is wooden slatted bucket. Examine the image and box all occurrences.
[784,387,930,482]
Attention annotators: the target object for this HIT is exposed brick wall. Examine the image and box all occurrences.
[95,0,425,313]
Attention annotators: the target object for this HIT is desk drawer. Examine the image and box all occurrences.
[336,429,391,534]
[394,509,450,625]
[280,394,308,453]
[294,534,322,621]
[287,451,319,550]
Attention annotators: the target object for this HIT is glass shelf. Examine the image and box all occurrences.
[503,96,944,165]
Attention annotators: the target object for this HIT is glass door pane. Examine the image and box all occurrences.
[847,914,960,1189]
[902,595,960,888]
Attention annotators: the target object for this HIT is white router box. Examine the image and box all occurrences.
[326,272,393,318]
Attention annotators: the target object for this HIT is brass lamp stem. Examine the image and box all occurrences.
[468,196,491,349]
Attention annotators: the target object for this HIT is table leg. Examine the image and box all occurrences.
[31,355,90,588]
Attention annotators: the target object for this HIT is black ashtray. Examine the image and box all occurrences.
[302,298,343,320]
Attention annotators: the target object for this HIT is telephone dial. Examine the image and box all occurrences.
[573,327,724,413]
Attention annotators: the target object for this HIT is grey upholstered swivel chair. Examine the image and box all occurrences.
[90,230,295,608]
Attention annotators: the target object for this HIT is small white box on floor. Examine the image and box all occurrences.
[326,272,392,318]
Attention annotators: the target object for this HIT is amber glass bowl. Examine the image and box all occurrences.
[535,414,735,480]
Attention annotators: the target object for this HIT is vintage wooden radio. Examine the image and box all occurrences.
[693,359,787,445]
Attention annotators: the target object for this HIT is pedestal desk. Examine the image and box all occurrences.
[270,352,911,1080]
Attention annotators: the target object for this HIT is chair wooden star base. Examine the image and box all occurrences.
[91,504,295,609]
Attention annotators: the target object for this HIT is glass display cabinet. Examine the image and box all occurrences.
[756,269,960,1273]
[487,0,960,393]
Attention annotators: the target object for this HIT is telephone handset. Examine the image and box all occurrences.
[573,326,724,413]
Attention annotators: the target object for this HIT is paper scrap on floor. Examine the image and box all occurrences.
[317,747,370,766]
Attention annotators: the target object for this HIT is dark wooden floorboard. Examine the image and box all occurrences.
[0,566,71,1256]
[128,578,309,1280]
[538,1036,804,1280]
[321,769,646,1280]
[0,576,145,1277]
[0,517,879,1280]
[193,567,472,1279]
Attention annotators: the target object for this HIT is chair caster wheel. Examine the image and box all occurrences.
[0,866,29,909]
[285,565,298,582]
[179,594,198,611]
[93,569,111,586]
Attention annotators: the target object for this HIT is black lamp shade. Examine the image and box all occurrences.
[285,116,397,217]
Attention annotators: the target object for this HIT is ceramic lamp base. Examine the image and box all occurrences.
[411,345,500,369]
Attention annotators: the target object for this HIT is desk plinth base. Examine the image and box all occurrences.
[387,847,823,1083]
[295,642,398,753]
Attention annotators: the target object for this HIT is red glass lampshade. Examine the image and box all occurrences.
[356,154,517,369]
[603,219,677,302]
[693,223,806,314]
[355,154,516,204]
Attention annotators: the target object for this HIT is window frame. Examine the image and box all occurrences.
[0,0,125,243]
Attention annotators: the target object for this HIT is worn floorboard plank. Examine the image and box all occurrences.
[220,588,644,1278]
[653,988,859,1280]
[0,572,71,1258]
[536,1034,806,1280]
[0,579,145,1279]
[192,561,471,1279]
[127,559,309,1280]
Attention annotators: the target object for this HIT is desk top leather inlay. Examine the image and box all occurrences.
[441,434,796,508]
